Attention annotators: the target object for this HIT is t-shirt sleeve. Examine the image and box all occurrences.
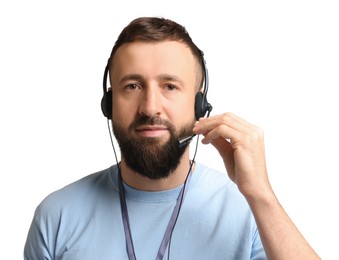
[251,228,267,260]
[24,210,53,260]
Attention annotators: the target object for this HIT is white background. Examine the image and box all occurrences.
[1,0,338,259]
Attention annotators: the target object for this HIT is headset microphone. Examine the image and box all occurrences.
[178,134,196,148]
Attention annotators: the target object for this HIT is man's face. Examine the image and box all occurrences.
[110,41,199,179]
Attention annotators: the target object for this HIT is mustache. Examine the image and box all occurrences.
[129,116,174,131]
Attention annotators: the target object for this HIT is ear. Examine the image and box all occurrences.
[101,88,112,119]
[194,91,205,120]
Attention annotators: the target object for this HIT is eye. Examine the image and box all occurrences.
[164,84,177,91]
[125,83,139,91]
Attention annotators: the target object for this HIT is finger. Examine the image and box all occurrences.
[200,124,240,145]
[208,135,233,158]
[209,136,236,180]
[194,113,253,135]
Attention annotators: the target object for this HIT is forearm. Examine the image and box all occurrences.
[246,189,320,260]
[193,113,320,258]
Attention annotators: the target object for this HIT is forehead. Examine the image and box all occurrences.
[110,41,200,81]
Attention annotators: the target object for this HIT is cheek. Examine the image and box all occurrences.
[166,97,196,123]
[112,98,137,126]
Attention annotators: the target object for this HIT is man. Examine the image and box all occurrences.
[24,17,319,259]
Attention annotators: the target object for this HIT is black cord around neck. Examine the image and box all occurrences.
[107,119,200,260]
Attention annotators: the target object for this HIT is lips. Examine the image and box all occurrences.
[135,125,169,137]
[136,125,168,131]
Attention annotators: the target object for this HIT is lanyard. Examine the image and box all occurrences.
[118,165,192,260]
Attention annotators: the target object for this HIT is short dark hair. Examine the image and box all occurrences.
[109,17,205,88]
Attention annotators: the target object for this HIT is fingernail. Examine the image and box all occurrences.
[201,137,209,144]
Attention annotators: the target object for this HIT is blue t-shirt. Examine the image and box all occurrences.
[24,163,266,259]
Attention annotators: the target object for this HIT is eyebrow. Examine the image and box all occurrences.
[119,74,144,84]
[157,74,184,85]
[119,73,184,86]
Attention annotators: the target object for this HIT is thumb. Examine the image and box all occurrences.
[208,136,235,178]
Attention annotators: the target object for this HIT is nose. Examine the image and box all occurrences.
[138,86,162,118]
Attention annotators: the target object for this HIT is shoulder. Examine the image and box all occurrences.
[25,166,120,256]
[34,166,118,220]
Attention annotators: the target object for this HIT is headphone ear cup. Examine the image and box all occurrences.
[195,92,206,120]
[101,89,112,119]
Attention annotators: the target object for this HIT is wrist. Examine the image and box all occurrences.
[241,183,277,208]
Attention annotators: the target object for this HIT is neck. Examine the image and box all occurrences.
[119,150,192,191]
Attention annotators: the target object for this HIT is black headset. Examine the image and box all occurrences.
[101,50,212,120]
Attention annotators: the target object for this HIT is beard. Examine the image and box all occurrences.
[112,115,195,180]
